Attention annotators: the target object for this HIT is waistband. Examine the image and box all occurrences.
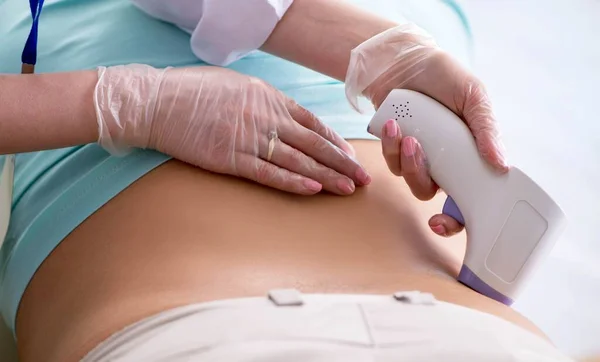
[82,290,570,362]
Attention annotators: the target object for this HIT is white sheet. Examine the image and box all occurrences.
[459,0,600,357]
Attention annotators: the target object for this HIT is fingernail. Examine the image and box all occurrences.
[355,168,371,185]
[337,179,356,195]
[432,224,446,235]
[304,180,322,193]
[402,137,417,157]
[384,119,398,138]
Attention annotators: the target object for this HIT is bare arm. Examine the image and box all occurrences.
[2,0,361,156]
[0,70,98,155]
[131,0,396,80]
[261,0,398,82]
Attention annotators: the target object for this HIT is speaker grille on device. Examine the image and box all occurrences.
[392,102,413,120]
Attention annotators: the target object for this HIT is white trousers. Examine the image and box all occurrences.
[83,290,571,362]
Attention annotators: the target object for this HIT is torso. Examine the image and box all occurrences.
[15,141,546,362]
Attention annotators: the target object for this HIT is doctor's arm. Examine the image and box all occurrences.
[0,71,99,155]
[131,0,506,231]
[265,0,511,235]
[0,66,365,196]
[262,0,396,83]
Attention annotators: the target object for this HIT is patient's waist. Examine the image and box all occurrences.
[57,146,461,290]
[16,141,546,361]
[27,141,466,303]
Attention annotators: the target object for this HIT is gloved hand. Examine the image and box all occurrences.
[345,24,509,236]
[94,64,370,195]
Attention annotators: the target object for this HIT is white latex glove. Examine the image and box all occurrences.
[345,24,509,236]
[94,64,371,195]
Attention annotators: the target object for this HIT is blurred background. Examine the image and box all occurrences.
[459,0,599,358]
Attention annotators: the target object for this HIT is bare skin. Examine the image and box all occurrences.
[16,141,547,362]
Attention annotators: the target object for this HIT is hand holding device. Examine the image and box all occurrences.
[368,89,567,305]
[345,23,509,235]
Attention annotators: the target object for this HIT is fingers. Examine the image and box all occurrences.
[380,120,461,235]
[287,101,356,158]
[378,51,508,174]
[380,119,437,200]
[280,124,371,187]
[235,154,323,196]
[400,136,438,201]
[268,140,356,195]
[460,77,509,173]
[380,120,462,235]
[428,214,464,237]
[381,120,402,176]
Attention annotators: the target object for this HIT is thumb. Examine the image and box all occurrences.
[429,214,464,237]
[460,79,509,173]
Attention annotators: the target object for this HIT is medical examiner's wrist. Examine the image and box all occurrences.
[363,49,448,110]
[94,64,168,154]
[262,0,397,82]
[344,23,442,111]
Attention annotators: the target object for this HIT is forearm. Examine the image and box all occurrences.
[0,70,99,154]
[261,0,397,81]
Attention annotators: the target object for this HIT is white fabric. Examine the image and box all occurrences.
[131,0,294,65]
[82,292,573,361]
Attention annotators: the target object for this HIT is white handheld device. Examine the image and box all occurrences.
[368,89,567,305]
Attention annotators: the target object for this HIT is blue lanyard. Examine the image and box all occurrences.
[21,0,45,70]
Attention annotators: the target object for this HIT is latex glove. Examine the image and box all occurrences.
[345,24,509,236]
[94,64,370,195]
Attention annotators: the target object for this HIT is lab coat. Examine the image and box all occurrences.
[131,0,294,66]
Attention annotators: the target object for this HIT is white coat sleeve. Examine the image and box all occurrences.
[131,0,294,66]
